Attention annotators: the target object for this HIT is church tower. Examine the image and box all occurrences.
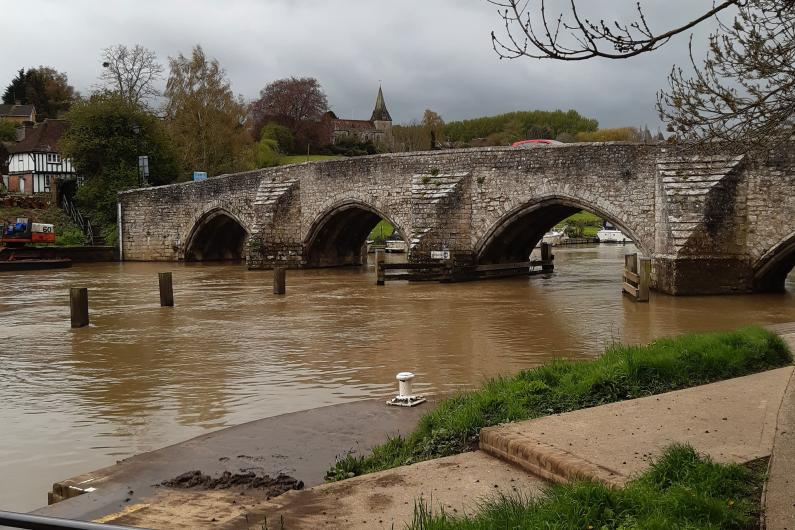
[370,85,393,145]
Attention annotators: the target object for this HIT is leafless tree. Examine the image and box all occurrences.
[658,0,795,152]
[100,44,164,107]
[490,0,795,153]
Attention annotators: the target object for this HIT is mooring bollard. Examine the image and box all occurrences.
[540,242,554,273]
[273,267,286,295]
[69,287,89,328]
[159,272,174,307]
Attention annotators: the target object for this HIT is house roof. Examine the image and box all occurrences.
[8,119,69,154]
[332,119,379,132]
[0,104,35,118]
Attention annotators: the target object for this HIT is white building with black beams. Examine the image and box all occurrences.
[5,119,78,199]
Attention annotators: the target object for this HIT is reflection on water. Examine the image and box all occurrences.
[1,244,793,510]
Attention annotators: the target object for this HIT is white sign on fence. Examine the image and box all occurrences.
[430,250,450,260]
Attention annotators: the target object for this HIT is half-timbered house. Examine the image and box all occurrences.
[5,119,78,199]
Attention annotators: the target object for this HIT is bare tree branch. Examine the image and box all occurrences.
[489,0,740,61]
[100,44,164,108]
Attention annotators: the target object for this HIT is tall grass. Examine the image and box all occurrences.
[326,327,791,481]
[409,444,764,529]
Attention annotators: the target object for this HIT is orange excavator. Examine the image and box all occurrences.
[0,218,70,270]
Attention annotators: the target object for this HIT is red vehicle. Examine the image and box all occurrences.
[511,139,564,147]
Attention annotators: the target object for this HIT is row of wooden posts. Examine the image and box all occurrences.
[70,250,650,327]
[69,268,288,328]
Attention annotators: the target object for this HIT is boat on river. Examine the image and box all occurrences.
[597,221,632,244]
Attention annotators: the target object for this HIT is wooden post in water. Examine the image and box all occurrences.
[273,267,286,295]
[638,257,651,302]
[540,243,554,273]
[158,272,174,307]
[375,248,386,285]
[69,287,89,328]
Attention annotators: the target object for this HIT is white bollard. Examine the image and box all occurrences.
[387,371,426,407]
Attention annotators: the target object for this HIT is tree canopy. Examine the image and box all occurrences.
[2,67,77,120]
[164,45,253,178]
[443,109,598,145]
[59,93,179,232]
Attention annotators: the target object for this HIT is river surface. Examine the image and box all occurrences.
[1,244,794,511]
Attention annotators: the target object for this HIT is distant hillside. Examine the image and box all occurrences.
[443,109,598,145]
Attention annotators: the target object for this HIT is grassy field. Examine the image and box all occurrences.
[0,205,87,246]
[368,219,394,242]
[326,326,791,481]
[278,155,343,165]
[555,210,603,238]
[409,444,764,529]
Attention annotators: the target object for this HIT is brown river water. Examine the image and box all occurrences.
[1,244,794,511]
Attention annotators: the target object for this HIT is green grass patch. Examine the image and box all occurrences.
[326,327,791,481]
[555,210,603,238]
[368,220,394,243]
[409,444,764,529]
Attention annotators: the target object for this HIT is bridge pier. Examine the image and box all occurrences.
[653,256,753,295]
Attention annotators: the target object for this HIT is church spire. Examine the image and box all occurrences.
[370,85,392,122]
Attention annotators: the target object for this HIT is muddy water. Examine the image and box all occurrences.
[1,244,794,511]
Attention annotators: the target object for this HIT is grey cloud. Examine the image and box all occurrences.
[7,0,724,129]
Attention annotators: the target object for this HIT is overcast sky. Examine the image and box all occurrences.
[5,1,724,130]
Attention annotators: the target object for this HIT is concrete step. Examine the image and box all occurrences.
[480,367,793,487]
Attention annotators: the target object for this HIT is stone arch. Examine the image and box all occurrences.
[303,199,409,267]
[754,231,795,292]
[183,207,250,261]
[475,195,646,264]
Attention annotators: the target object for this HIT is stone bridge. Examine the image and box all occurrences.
[118,143,795,295]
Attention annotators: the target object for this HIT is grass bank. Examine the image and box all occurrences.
[278,154,343,165]
[410,444,765,529]
[326,326,791,481]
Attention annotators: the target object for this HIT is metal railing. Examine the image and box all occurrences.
[61,196,94,245]
[0,510,137,530]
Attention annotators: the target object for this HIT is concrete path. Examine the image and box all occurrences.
[33,399,427,524]
[765,324,795,530]
[99,451,545,530]
[480,367,793,486]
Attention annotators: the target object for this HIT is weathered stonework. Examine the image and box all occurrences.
[118,143,795,295]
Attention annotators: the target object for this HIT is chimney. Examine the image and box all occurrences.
[16,121,34,142]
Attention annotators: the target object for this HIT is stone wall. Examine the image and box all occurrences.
[119,143,795,294]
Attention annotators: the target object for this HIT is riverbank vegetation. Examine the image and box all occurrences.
[409,444,765,530]
[554,210,602,238]
[326,326,791,481]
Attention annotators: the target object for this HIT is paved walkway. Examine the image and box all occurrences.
[481,367,792,487]
[765,324,795,530]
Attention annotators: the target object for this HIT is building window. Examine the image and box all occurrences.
[46,153,61,164]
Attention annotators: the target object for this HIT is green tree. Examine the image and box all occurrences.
[0,119,16,141]
[59,93,179,235]
[255,138,281,168]
[2,67,77,120]
[164,45,253,178]
[259,122,294,153]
